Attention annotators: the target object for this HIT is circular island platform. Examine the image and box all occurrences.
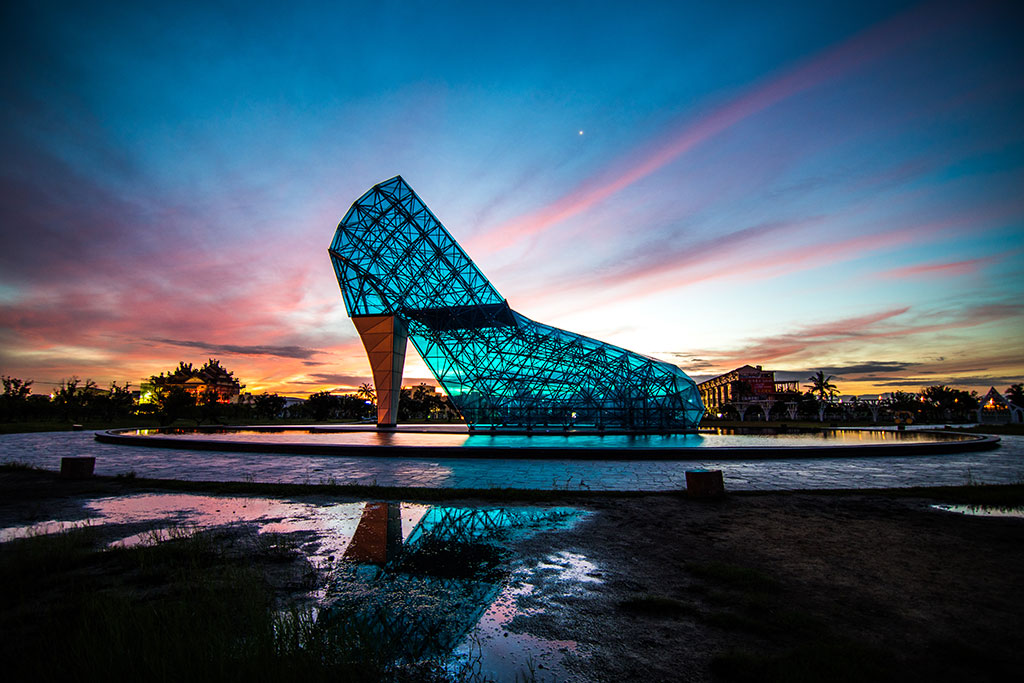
[94,424,1000,460]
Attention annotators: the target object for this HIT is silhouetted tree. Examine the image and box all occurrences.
[197,389,225,424]
[305,391,338,421]
[52,377,97,421]
[252,393,286,419]
[399,384,450,421]
[804,371,839,421]
[1007,384,1024,407]
[887,391,921,411]
[922,385,978,422]
[157,385,196,425]
[356,383,376,402]
[337,394,370,419]
[88,381,135,421]
[1,376,33,421]
[107,382,135,419]
[2,376,32,400]
[805,371,839,402]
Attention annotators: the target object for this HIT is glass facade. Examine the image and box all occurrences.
[330,176,704,430]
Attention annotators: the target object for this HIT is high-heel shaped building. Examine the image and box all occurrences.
[329,176,704,431]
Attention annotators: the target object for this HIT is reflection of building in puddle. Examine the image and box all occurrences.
[326,504,583,676]
[931,504,1024,518]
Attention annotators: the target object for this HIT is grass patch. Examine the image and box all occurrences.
[0,459,43,471]
[0,525,491,682]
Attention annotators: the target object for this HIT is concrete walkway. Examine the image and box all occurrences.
[2,430,1023,492]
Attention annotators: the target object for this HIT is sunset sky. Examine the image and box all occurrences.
[2,0,1022,398]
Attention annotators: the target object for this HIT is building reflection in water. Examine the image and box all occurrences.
[326,502,580,664]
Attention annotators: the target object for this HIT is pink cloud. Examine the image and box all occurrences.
[515,190,1024,319]
[698,307,912,366]
[689,302,1023,373]
[878,255,1002,279]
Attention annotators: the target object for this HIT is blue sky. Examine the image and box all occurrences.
[1,0,1022,396]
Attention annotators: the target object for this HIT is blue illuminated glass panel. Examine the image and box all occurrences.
[330,176,704,430]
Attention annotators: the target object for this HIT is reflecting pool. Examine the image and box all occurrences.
[122,425,976,449]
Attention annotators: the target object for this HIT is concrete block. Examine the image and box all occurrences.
[60,456,95,479]
[686,469,724,498]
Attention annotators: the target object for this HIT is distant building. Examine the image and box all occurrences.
[141,360,242,404]
[979,387,1023,424]
[698,365,795,412]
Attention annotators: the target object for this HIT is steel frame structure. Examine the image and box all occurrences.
[329,176,704,430]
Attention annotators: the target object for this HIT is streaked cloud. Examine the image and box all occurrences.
[147,338,322,360]
[810,361,923,377]
[878,255,1002,279]
[686,302,1023,371]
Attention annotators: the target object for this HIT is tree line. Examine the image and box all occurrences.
[3,363,1020,426]
[1,364,460,426]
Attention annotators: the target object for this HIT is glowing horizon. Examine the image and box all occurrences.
[1,0,1022,401]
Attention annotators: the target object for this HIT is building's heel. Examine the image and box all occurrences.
[352,315,408,427]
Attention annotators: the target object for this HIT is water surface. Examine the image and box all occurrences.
[931,504,1024,518]
[129,425,973,449]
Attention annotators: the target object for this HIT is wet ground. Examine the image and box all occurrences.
[2,470,1022,682]
[0,488,594,681]
[1,430,1023,491]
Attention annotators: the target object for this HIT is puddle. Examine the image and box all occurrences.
[323,504,589,680]
[0,494,371,564]
[1,493,590,681]
[931,504,1024,518]
[451,550,604,681]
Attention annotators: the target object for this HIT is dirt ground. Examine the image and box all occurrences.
[2,470,1022,682]
[509,491,1024,682]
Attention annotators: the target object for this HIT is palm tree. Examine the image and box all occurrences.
[805,371,838,402]
[356,382,376,402]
